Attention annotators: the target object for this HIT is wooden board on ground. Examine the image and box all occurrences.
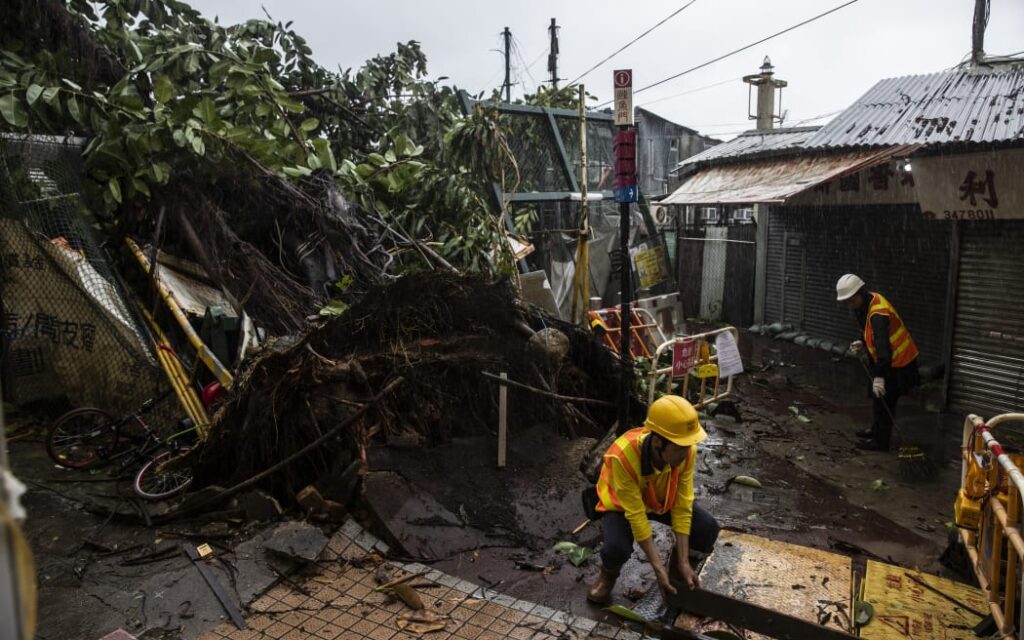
[679,531,853,638]
[859,559,987,639]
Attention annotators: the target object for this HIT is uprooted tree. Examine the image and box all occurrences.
[0,0,522,333]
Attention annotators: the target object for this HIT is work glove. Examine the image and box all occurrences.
[872,377,886,398]
[848,340,864,356]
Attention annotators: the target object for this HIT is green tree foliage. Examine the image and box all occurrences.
[0,0,515,277]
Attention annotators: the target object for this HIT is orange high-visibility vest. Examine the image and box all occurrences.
[864,292,919,368]
[595,428,692,515]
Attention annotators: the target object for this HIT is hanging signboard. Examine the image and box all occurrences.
[785,159,919,207]
[672,338,698,377]
[634,245,666,289]
[613,69,633,126]
[915,148,1024,220]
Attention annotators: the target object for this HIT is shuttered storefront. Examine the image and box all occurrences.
[764,205,952,364]
[948,222,1024,416]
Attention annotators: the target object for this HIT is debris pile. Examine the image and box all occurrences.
[192,273,627,500]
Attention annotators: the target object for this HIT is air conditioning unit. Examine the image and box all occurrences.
[701,207,718,221]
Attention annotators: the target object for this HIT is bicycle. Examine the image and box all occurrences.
[46,389,198,500]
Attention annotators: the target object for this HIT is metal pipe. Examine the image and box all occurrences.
[125,238,234,388]
[960,528,1010,634]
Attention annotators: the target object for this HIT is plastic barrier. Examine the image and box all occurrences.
[957,412,1024,639]
[647,326,739,407]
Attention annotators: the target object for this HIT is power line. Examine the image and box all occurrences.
[568,0,699,85]
[637,76,742,108]
[596,0,863,107]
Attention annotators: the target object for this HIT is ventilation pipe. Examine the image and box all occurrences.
[742,57,787,130]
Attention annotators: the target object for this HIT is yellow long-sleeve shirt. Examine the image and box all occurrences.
[595,428,696,542]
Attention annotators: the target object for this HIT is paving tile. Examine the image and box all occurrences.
[571,617,598,632]
[331,611,361,629]
[297,614,329,634]
[551,610,573,626]
[507,625,536,640]
[280,629,309,640]
[453,622,485,639]
[262,621,293,639]
[437,573,462,588]
[340,519,363,539]
[372,540,391,554]
[617,630,643,640]
[480,602,505,618]
[510,599,536,614]
[498,608,526,624]
[454,579,478,594]
[368,624,398,640]
[476,630,507,640]
[466,610,497,629]
[531,605,557,620]
[491,593,517,608]
[449,604,480,624]
[354,530,379,550]
[313,624,344,640]
[592,622,622,638]
[245,615,273,632]
[485,618,515,636]
[277,610,309,628]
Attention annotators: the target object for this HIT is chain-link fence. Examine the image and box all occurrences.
[0,134,168,421]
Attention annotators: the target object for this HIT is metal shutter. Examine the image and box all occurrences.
[948,222,1024,416]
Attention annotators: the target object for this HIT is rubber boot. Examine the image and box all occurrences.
[586,567,619,604]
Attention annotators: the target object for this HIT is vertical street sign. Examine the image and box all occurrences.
[613,69,636,432]
[613,69,633,126]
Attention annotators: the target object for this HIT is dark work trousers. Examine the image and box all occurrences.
[599,503,720,575]
[871,391,900,449]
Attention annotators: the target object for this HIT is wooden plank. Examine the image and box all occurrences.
[859,559,988,640]
[695,531,853,638]
[666,584,859,640]
[497,372,507,468]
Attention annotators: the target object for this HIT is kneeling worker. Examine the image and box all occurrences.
[587,395,720,603]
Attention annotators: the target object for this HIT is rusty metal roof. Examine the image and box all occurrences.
[673,126,820,172]
[662,146,909,205]
[804,67,1024,148]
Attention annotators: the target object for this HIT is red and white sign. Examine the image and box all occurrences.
[613,69,633,126]
[672,338,698,377]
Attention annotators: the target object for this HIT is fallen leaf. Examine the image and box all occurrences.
[732,475,763,489]
[397,609,447,634]
[796,415,812,423]
[605,604,647,623]
[870,479,889,492]
[391,583,424,610]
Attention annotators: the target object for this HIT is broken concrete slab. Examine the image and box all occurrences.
[263,521,328,564]
[363,470,493,560]
[233,489,283,522]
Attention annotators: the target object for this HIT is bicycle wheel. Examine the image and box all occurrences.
[46,408,119,469]
[133,448,193,500]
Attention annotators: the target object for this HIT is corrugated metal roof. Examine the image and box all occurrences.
[674,126,820,171]
[663,147,906,205]
[805,67,1024,148]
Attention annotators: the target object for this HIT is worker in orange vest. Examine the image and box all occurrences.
[585,395,719,604]
[836,274,921,451]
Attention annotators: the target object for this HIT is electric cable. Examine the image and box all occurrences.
[637,76,742,108]
[595,0,864,107]
[568,0,699,85]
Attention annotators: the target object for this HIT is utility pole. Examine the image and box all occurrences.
[502,27,512,102]
[612,70,637,432]
[971,0,989,65]
[742,57,786,130]
[548,18,560,89]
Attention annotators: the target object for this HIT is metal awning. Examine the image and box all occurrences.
[662,146,913,206]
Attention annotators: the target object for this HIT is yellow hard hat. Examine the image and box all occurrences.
[644,395,707,447]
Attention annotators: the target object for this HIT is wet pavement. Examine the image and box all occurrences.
[10,330,971,638]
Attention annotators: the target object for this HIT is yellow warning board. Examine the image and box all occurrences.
[860,559,988,639]
[634,245,666,290]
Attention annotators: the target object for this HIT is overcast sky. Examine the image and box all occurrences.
[189,0,1023,139]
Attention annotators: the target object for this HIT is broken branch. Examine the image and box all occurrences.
[481,371,614,407]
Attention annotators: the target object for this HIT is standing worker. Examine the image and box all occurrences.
[585,395,720,604]
[836,274,920,451]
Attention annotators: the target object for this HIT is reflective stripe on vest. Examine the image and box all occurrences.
[864,292,919,368]
[595,428,691,515]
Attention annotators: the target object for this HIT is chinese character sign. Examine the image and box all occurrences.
[916,148,1024,220]
[613,69,632,126]
[672,339,698,377]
